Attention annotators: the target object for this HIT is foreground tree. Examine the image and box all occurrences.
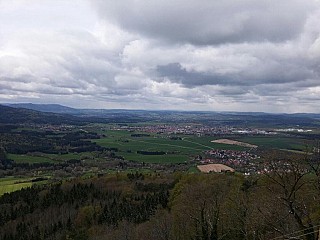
[170,174,240,240]
[262,157,320,240]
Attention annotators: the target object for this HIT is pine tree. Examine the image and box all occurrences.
[0,146,8,161]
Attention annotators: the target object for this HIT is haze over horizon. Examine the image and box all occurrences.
[1,0,320,113]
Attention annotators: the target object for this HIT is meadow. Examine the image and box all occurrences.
[93,128,313,163]
[94,130,248,163]
[8,154,57,164]
[234,136,310,152]
[8,152,95,164]
[7,126,311,165]
[0,177,33,196]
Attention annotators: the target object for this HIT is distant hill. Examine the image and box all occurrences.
[3,103,320,127]
[0,105,85,125]
[5,103,80,114]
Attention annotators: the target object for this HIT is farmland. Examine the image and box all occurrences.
[7,154,56,164]
[211,139,258,148]
[5,127,313,166]
[234,136,311,151]
[0,115,318,198]
[7,152,95,164]
[1,105,320,240]
[0,123,313,198]
[92,125,316,164]
[93,130,248,163]
[0,177,33,196]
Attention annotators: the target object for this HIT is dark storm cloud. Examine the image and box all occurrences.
[92,0,316,45]
[156,60,318,88]
[156,63,227,86]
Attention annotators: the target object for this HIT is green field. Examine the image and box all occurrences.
[0,176,50,196]
[234,136,310,151]
[0,177,33,196]
[8,154,57,164]
[8,152,93,164]
[94,129,314,163]
[8,128,312,165]
[94,130,247,163]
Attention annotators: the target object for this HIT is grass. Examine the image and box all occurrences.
[53,153,83,161]
[121,152,189,163]
[94,130,248,163]
[0,176,50,196]
[279,149,311,154]
[8,152,92,164]
[94,129,314,164]
[188,166,200,173]
[234,136,310,151]
[8,154,56,164]
[8,129,312,165]
[0,177,33,196]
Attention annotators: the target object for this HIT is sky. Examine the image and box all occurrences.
[0,0,320,113]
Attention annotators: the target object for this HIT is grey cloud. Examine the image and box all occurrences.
[156,63,225,86]
[156,62,250,87]
[156,60,318,88]
[217,87,249,96]
[92,0,316,45]
[0,29,125,97]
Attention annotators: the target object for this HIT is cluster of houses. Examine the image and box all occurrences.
[196,149,261,174]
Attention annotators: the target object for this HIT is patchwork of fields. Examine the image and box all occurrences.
[0,124,315,198]
[93,130,248,163]
[6,129,311,165]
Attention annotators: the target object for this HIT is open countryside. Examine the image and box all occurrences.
[1,106,320,240]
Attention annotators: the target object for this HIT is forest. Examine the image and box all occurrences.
[1,154,320,240]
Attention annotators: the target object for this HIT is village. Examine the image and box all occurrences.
[194,149,261,175]
[113,123,278,136]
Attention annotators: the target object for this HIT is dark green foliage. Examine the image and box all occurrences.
[0,147,13,168]
[131,134,151,137]
[0,173,174,240]
[137,150,166,155]
[0,105,85,125]
[0,172,320,240]
[0,147,8,161]
[0,128,105,157]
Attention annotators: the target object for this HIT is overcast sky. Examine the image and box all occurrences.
[0,0,320,113]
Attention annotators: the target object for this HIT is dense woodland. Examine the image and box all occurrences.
[0,128,104,155]
[1,154,320,240]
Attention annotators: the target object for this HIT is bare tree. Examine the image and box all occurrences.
[263,158,319,240]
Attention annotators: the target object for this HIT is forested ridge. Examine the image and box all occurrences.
[1,163,320,240]
[0,105,85,125]
[0,130,103,155]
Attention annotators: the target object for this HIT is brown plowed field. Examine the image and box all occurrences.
[197,164,235,173]
[211,139,257,148]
